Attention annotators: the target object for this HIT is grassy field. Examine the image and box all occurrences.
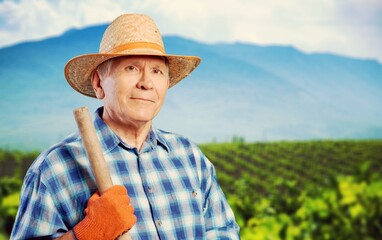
[1,139,382,239]
[200,140,382,197]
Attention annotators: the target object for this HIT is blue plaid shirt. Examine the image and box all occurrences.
[11,108,239,239]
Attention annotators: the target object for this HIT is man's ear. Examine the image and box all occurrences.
[91,70,105,99]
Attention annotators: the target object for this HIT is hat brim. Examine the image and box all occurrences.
[64,52,201,98]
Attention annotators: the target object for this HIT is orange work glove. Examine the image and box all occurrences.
[73,185,136,240]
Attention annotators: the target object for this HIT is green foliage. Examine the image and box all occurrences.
[0,233,8,240]
[233,174,382,240]
[0,149,38,179]
[200,140,382,239]
[0,149,38,237]
[232,135,246,144]
[0,178,22,237]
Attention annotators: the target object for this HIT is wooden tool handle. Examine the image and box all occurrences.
[74,107,131,240]
[74,107,113,194]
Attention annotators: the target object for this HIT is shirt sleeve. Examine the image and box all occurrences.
[198,150,240,239]
[10,171,68,239]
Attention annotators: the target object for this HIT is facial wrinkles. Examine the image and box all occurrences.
[100,74,124,123]
[133,62,166,101]
[101,57,169,124]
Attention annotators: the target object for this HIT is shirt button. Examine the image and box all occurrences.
[192,190,197,197]
[148,187,153,193]
[157,220,162,226]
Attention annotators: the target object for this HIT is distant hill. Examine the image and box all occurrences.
[1,24,381,150]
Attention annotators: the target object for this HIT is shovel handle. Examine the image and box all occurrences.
[74,107,113,193]
[74,107,131,240]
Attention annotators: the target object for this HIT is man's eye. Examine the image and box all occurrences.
[153,69,163,74]
[126,66,137,71]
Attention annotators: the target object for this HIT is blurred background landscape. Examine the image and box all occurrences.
[1,0,381,239]
[1,25,381,150]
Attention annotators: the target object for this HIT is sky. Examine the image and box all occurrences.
[0,0,381,63]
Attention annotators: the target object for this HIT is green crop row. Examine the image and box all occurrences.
[200,140,382,198]
[199,140,382,239]
[228,170,382,240]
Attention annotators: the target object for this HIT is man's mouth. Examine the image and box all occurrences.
[130,97,155,103]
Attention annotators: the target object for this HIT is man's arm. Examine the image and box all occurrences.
[12,170,135,239]
[201,156,240,239]
[204,175,240,239]
[11,171,66,239]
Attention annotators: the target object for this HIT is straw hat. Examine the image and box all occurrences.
[64,13,201,98]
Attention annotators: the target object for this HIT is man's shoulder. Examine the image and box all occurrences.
[156,128,189,140]
[155,128,196,148]
[42,132,82,156]
[28,132,83,174]
[154,128,206,160]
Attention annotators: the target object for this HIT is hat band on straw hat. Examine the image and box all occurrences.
[106,42,165,54]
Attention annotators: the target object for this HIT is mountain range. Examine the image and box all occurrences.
[1,24,381,150]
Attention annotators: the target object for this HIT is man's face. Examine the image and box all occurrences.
[96,56,169,126]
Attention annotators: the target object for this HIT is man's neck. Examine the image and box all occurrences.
[117,123,152,151]
[102,116,152,151]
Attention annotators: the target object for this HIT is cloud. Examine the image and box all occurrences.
[0,0,381,62]
[0,0,123,45]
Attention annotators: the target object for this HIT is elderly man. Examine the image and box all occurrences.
[11,14,239,239]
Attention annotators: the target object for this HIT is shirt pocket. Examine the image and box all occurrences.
[168,187,203,216]
[167,187,206,239]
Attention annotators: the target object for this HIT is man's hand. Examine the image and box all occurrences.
[73,185,136,240]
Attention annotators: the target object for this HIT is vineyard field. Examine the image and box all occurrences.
[200,140,382,239]
[199,140,382,198]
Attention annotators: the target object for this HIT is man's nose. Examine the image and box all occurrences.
[136,69,154,90]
